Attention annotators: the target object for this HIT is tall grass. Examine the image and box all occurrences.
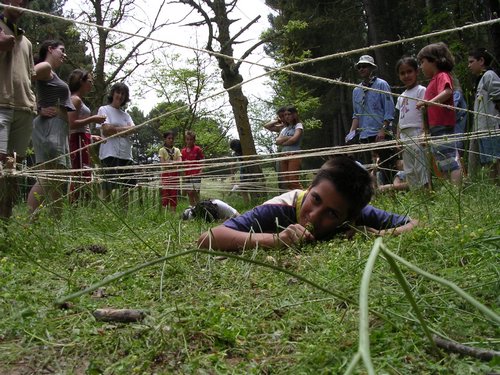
[0,176,498,373]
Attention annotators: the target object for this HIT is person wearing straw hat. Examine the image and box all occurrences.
[347,54,395,184]
[0,0,35,220]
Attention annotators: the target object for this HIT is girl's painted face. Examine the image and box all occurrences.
[398,63,418,89]
[185,135,195,147]
[468,56,484,76]
[419,58,437,78]
[164,135,174,147]
[299,179,350,240]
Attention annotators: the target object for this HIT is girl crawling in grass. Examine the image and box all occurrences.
[198,156,418,251]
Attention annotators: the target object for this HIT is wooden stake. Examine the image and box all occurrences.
[93,308,145,323]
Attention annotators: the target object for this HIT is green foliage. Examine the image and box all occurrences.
[20,0,92,80]
[0,178,499,373]
[263,0,500,150]
[140,50,231,158]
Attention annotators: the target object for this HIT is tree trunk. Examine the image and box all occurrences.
[489,0,500,64]
[211,0,264,195]
[362,0,403,85]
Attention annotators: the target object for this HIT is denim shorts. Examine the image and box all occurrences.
[479,135,500,164]
[0,107,34,157]
[429,126,460,173]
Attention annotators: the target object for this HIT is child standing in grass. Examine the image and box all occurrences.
[159,131,181,211]
[467,48,500,184]
[181,130,204,206]
[395,56,429,189]
[416,42,462,184]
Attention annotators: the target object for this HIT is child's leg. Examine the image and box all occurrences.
[279,159,288,190]
[160,172,168,207]
[430,127,462,185]
[287,157,302,190]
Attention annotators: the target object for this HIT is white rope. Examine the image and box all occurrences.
[1,4,499,189]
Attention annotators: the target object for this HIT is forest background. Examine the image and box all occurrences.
[14,0,500,166]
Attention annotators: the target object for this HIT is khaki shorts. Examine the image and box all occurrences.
[0,108,34,157]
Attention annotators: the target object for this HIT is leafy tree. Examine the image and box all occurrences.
[20,0,92,81]
[71,0,170,110]
[264,0,365,162]
[144,48,230,145]
[175,0,268,169]
[263,0,500,161]
[128,106,162,164]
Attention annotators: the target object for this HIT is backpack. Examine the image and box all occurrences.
[192,200,219,222]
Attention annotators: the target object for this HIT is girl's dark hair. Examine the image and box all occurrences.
[468,48,494,67]
[311,156,373,220]
[277,106,286,114]
[396,56,418,73]
[37,40,63,64]
[107,82,130,106]
[163,131,175,139]
[229,139,242,156]
[68,69,90,93]
[417,42,455,72]
[192,200,219,222]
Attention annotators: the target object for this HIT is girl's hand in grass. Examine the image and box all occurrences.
[279,224,315,246]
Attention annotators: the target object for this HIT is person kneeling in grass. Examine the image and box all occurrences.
[198,156,418,251]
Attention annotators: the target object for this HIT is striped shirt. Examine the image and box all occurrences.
[36,72,74,111]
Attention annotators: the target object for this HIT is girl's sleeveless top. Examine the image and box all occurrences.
[70,100,91,134]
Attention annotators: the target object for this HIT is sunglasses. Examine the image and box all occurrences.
[357,64,372,70]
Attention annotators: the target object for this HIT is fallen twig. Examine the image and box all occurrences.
[433,335,500,361]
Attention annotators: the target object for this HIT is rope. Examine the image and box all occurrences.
[1,4,499,190]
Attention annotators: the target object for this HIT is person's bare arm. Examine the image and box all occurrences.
[366,218,419,236]
[280,128,303,146]
[416,88,452,110]
[263,118,285,133]
[349,117,359,133]
[101,123,134,137]
[34,62,52,81]
[275,134,290,145]
[197,223,314,252]
[68,97,107,129]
